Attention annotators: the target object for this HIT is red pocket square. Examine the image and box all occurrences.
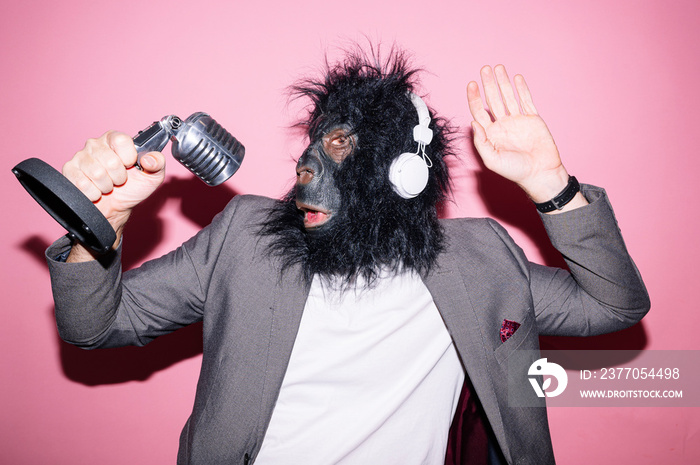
[500,319,521,343]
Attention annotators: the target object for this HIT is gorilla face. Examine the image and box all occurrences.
[294,125,356,230]
[258,47,453,286]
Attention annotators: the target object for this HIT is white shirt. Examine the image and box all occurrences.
[255,270,465,464]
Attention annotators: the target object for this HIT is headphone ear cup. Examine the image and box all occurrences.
[389,152,429,199]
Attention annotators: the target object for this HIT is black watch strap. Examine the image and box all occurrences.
[534,176,580,213]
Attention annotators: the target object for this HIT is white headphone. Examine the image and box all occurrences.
[388,92,434,199]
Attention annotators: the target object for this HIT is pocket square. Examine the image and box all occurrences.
[500,319,521,343]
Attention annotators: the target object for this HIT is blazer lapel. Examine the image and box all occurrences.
[255,262,312,440]
[422,250,507,460]
[423,250,485,368]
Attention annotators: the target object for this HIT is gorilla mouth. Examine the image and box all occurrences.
[296,202,331,229]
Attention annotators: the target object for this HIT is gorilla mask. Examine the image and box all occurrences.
[295,124,355,229]
[259,47,454,287]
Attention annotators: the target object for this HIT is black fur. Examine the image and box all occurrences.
[259,45,455,287]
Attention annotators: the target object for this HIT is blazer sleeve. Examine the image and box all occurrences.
[45,195,255,349]
[489,185,651,337]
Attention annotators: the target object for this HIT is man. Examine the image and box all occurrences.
[47,50,649,464]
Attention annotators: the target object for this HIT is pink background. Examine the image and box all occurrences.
[2,0,699,463]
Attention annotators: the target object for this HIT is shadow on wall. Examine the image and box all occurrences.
[19,175,239,385]
[121,176,240,270]
[56,315,204,385]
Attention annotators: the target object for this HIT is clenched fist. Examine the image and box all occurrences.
[62,131,166,259]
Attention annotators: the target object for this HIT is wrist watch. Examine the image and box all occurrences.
[534,176,580,213]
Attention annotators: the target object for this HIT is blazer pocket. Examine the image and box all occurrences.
[494,311,536,365]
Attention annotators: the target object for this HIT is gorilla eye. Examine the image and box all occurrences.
[322,127,356,163]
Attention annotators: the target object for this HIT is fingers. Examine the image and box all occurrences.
[480,65,507,118]
[138,151,166,174]
[514,74,538,115]
[470,65,537,120]
[106,131,138,169]
[467,81,492,128]
[62,131,135,202]
[470,120,495,162]
[493,65,520,116]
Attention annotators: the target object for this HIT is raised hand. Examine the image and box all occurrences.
[467,65,586,210]
[62,131,166,257]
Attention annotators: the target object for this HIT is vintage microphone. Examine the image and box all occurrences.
[12,112,245,254]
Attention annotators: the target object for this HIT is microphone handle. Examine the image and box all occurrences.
[133,115,180,159]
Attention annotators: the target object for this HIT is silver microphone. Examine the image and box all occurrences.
[133,112,244,186]
[12,112,244,254]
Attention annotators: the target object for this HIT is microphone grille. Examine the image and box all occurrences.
[171,113,245,186]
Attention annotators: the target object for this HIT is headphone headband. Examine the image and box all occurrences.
[409,93,433,145]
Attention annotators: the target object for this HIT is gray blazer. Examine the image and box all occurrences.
[46,185,650,465]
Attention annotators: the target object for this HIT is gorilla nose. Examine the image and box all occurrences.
[296,165,315,185]
[296,148,323,185]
